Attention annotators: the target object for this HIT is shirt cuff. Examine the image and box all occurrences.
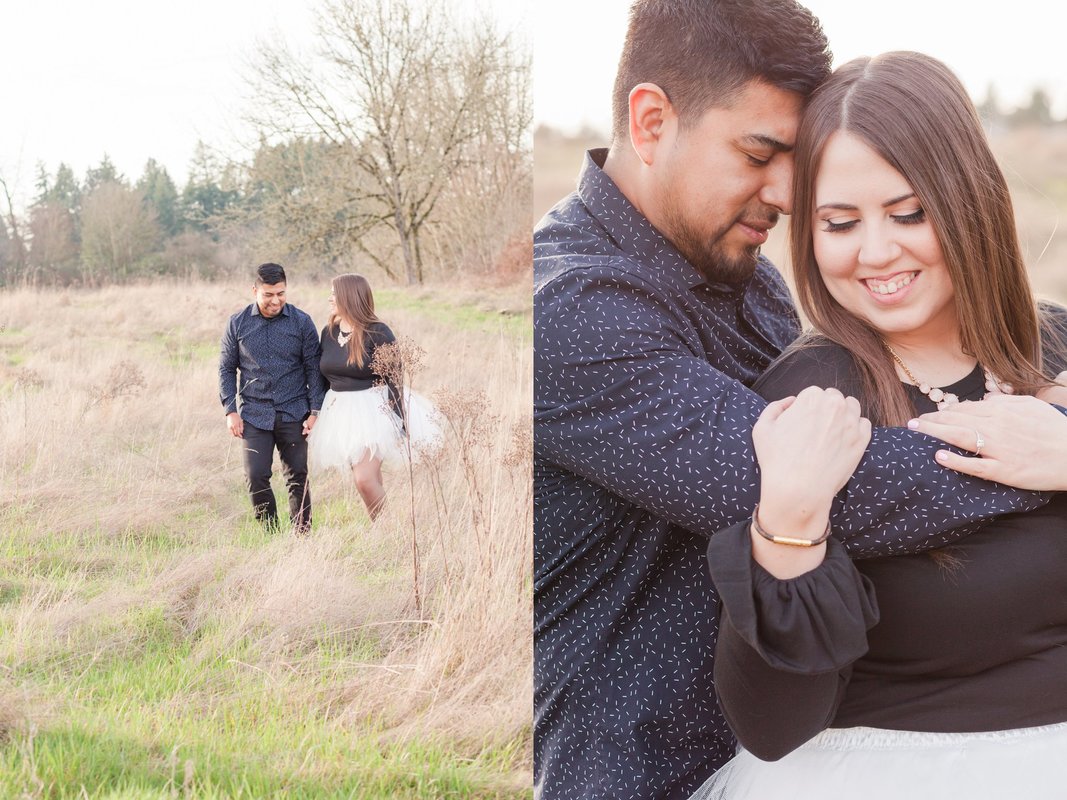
[708,520,880,673]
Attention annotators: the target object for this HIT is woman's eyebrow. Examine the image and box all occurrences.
[815,193,917,213]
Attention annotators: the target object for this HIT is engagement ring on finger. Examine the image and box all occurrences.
[974,429,985,457]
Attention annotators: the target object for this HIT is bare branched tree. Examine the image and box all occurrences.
[81,183,161,283]
[247,0,530,284]
[28,202,79,280]
[0,174,28,283]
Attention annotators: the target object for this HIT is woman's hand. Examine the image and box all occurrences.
[751,387,872,578]
[911,393,1067,491]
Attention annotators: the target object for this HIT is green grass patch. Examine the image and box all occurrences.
[0,579,24,605]
[315,495,370,529]
[1,613,529,799]
[144,330,219,368]
[377,290,530,339]
[0,725,530,798]
[118,525,190,554]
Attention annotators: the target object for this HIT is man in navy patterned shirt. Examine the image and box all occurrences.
[219,262,325,533]
[534,2,1059,798]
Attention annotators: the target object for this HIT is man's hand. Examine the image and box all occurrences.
[226,412,244,439]
[913,394,1067,491]
[302,413,318,437]
[751,387,872,578]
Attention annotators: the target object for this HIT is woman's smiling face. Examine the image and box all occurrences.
[812,130,957,346]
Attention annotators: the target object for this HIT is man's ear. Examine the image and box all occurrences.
[628,83,675,166]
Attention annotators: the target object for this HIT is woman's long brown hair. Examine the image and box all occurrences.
[791,51,1057,426]
[330,273,381,368]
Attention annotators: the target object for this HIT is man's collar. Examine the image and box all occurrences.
[577,149,707,292]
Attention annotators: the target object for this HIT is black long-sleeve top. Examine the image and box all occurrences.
[318,321,403,419]
[534,149,1055,800]
[711,328,1067,762]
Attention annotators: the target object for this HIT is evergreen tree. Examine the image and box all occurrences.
[28,162,81,277]
[84,154,124,193]
[33,162,51,205]
[137,159,181,236]
[180,142,239,237]
[977,83,1002,125]
[51,163,82,214]
[1009,88,1055,127]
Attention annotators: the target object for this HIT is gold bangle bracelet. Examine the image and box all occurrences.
[751,504,831,547]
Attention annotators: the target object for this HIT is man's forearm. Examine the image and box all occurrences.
[833,426,1049,559]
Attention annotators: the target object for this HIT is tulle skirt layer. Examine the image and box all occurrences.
[308,386,442,471]
[690,722,1067,800]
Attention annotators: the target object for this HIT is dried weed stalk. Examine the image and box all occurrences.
[429,387,502,570]
[88,360,146,407]
[371,336,432,616]
[13,367,44,391]
[501,420,532,468]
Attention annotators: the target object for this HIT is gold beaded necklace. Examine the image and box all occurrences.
[883,344,1001,410]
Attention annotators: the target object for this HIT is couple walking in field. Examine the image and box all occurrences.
[534,1,1067,798]
[218,262,440,530]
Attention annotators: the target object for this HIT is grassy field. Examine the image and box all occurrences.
[534,124,1067,307]
[0,278,532,798]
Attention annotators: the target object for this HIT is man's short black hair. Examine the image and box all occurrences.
[255,262,287,286]
[612,0,832,141]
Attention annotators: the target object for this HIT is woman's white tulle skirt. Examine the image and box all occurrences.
[308,386,442,471]
[690,722,1067,800]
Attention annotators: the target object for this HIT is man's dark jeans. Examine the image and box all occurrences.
[241,413,311,533]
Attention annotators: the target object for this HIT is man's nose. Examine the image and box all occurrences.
[759,157,793,215]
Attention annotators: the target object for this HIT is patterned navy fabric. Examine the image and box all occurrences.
[533,149,1051,800]
[219,303,326,430]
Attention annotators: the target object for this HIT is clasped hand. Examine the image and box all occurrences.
[754,386,872,525]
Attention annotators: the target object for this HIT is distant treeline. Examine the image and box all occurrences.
[0,147,243,286]
[977,86,1066,129]
[0,0,532,288]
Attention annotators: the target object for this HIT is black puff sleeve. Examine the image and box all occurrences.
[708,338,880,761]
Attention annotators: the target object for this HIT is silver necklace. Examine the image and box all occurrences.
[337,326,353,348]
[884,344,1001,410]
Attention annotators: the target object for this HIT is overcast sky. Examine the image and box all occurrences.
[1,0,529,211]
[534,0,1067,135]
[6,1,1061,214]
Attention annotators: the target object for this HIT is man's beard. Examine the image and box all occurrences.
[660,197,777,285]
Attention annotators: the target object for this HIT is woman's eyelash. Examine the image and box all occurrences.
[821,208,926,233]
[893,208,926,224]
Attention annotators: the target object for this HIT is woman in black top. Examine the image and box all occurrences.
[307,273,440,518]
[693,52,1067,799]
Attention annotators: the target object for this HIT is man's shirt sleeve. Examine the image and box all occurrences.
[219,315,240,415]
[535,266,1050,556]
[302,315,326,411]
[536,266,769,535]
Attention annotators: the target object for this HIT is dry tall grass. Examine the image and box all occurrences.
[0,279,532,793]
